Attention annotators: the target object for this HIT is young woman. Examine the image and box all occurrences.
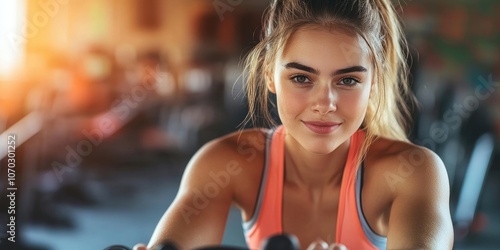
[135,0,453,249]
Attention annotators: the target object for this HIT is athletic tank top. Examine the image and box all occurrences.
[242,126,387,249]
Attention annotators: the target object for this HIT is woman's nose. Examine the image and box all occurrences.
[311,84,337,115]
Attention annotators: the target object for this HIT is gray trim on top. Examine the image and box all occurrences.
[242,128,275,233]
[356,164,387,249]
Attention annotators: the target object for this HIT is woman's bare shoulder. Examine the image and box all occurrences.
[187,128,269,174]
[367,137,443,168]
[201,127,268,157]
[365,136,448,194]
[187,128,269,209]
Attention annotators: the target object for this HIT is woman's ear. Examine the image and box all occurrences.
[266,71,277,93]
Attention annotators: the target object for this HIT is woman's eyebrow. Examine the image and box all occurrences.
[333,66,367,76]
[283,62,367,76]
[283,62,319,75]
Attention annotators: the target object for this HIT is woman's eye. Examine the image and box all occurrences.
[339,77,360,87]
[291,75,311,84]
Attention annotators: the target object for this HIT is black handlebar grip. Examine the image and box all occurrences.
[103,245,131,250]
[194,246,247,250]
[154,242,180,250]
[103,241,179,250]
[261,234,300,250]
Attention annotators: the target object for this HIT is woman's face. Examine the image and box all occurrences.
[269,26,373,154]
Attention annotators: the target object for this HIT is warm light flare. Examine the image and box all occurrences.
[0,0,25,77]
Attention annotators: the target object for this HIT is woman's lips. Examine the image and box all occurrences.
[303,121,341,134]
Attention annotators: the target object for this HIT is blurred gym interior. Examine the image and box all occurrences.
[0,0,499,249]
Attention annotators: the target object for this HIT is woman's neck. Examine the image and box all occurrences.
[283,135,351,189]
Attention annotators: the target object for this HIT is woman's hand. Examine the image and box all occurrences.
[132,243,147,250]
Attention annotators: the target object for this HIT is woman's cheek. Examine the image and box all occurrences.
[340,93,369,124]
[278,87,307,117]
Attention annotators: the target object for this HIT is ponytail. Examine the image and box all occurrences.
[364,0,414,142]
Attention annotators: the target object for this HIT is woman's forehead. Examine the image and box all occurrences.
[277,26,372,70]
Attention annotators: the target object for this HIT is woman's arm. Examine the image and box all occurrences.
[386,147,454,249]
[145,140,237,249]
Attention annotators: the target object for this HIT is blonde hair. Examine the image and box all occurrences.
[243,0,415,157]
